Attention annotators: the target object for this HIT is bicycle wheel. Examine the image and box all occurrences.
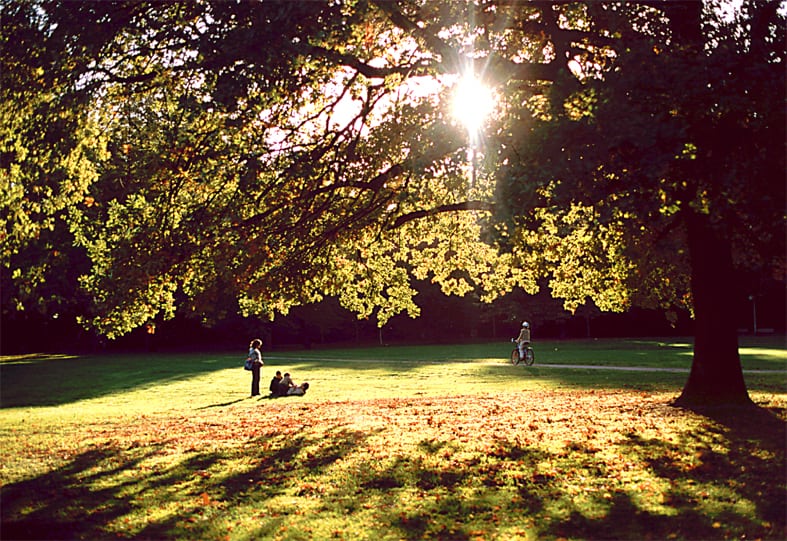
[524,347,535,366]
[510,348,521,365]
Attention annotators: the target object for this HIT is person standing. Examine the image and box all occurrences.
[248,338,264,396]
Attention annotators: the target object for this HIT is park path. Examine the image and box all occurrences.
[536,363,786,374]
[266,356,787,374]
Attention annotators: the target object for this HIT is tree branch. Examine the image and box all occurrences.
[371,0,460,72]
[302,43,436,79]
[373,0,562,84]
[389,200,495,230]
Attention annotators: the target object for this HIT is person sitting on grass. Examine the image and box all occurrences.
[278,372,294,395]
[269,371,284,397]
[287,382,310,396]
[278,373,309,396]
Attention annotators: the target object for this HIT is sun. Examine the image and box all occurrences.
[451,73,495,138]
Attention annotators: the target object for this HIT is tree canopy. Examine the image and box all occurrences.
[2,1,784,403]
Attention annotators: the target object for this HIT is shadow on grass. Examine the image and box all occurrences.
[3,338,783,409]
[341,414,785,541]
[0,353,240,408]
[604,403,787,541]
[678,402,787,527]
[1,446,141,540]
[0,426,369,540]
[196,398,248,409]
[4,402,784,541]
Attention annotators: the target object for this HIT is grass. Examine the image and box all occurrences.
[269,335,787,368]
[1,336,785,540]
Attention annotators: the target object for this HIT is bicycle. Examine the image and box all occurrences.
[510,341,535,366]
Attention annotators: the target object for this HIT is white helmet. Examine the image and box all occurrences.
[522,321,529,328]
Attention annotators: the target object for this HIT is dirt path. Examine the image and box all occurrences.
[267,356,786,374]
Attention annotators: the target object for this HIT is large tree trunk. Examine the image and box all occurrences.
[665,1,751,408]
[675,211,751,406]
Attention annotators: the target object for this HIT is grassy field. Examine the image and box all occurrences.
[1,336,785,540]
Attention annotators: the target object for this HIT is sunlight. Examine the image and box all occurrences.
[451,73,495,139]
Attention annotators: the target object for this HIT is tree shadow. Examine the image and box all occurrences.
[2,405,785,540]
[0,353,241,408]
[676,401,786,448]
[1,426,371,540]
[330,414,785,541]
[599,402,787,540]
[553,491,722,540]
[1,446,144,540]
[671,402,787,528]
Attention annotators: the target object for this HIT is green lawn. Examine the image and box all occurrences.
[267,335,787,368]
[1,337,785,540]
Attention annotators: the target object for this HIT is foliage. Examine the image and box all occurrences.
[1,1,784,401]
[0,0,535,338]
[493,1,784,316]
[480,0,784,402]
[0,2,106,320]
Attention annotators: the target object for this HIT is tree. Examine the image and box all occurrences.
[0,1,106,325]
[3,0,532,339]
[376,0,783,405]
[480,1,784,404]
[2,1,783,406]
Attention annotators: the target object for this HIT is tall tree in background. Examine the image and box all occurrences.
[2,1,783,405]
[0,1,105,324]
[477,1,784,404]
[380,0,783,404]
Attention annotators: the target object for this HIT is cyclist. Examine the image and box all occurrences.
[513,321,531,361]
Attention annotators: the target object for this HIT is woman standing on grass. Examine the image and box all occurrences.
[248,338,264,396]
